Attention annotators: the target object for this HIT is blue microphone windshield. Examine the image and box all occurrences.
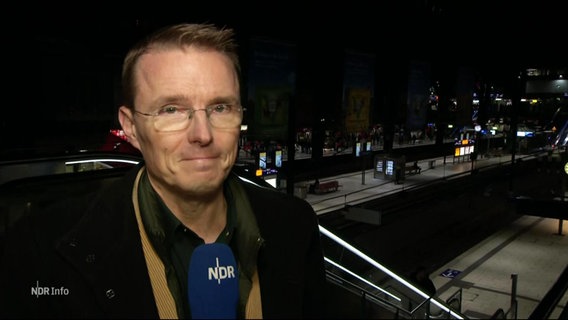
[188,243,239,319]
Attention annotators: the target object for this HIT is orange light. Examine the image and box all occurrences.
[255,169,263,176]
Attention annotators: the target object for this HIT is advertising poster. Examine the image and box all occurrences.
[254,86,291,138]
[343,51,375,133]
[275,150,282,168]
[406,60,431,130]
[346,88,371,133]
[258,151,267,169]
[247,38,296,140]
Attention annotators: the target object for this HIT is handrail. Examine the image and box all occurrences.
[0,151,143,166]
[325,270,408,317]
[320,224,467,319]
[325,257,401,302]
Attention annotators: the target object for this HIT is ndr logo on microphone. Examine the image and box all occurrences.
[208,257,236,284]
[31,281,70,298]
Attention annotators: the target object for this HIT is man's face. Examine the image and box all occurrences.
[120,47,241,197]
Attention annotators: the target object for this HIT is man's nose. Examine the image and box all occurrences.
[186,110,213,144]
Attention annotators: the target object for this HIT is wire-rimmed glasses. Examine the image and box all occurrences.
[134,103,243,132]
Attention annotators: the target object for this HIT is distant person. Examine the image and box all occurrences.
[0,23,326,318]
[395,163,402,184]
[309,178,320,194]
[413,161,422,174]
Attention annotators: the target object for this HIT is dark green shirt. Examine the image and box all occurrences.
[137,169,263,318]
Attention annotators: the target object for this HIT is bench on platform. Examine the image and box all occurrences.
[313,180,340,194]
[405,162,421,175]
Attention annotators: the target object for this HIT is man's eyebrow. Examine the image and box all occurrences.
[152,94,191,106]
[208,96,240,104]
[150,94,240,108]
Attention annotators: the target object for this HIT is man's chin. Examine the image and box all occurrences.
[176,160,232,184]
[185,167,227,185]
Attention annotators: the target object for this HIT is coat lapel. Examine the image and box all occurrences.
[55,167,159,317]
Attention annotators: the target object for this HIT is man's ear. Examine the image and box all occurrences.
[118,106,141,150]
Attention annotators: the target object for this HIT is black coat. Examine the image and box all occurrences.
[0,165,327,318]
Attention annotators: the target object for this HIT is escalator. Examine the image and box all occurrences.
[320,225,466,319]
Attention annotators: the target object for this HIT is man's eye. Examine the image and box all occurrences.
[158,105,181,115]
[211,104,230,113]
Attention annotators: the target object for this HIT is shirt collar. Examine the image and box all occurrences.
[138,169,240,246]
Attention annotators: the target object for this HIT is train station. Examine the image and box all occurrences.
[1,2,567,319]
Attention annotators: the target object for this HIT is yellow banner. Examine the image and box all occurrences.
[346,87,371,133]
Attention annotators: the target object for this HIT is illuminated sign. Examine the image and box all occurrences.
[275,150,282,167]
[259,152,267,169]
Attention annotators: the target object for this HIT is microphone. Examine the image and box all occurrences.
[188,243,239,319]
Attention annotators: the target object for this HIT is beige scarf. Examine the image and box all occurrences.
[132,168,262,319]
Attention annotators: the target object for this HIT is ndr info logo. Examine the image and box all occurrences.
[31,281,69,298]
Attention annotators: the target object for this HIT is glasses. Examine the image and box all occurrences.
[134,103,243,132]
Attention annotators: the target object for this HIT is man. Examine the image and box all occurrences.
[0,23,327,318]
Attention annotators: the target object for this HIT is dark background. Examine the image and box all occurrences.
[19,1,564,66]
[2,0,565,158]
